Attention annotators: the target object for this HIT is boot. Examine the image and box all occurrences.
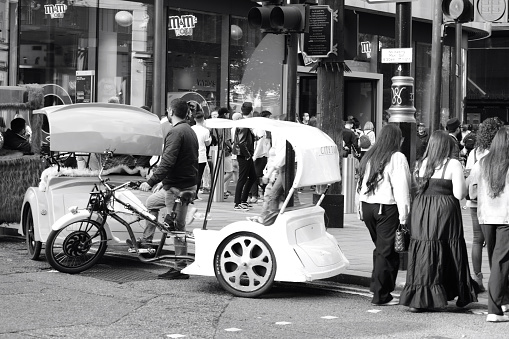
[473,272,486,292]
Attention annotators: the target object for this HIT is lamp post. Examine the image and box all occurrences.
[387,2,416,171]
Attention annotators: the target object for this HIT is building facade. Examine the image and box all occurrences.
[1,0,506,128]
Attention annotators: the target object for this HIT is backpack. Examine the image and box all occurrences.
[359,131,372,149]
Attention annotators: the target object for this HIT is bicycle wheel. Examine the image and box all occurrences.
[214,232,276,298]
[45,219,107,274]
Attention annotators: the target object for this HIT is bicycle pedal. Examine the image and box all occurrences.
[138,248,156,254]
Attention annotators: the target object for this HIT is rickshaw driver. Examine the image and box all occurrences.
[135,98,199,280]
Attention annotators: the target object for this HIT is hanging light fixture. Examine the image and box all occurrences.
[230,24,243,40]
[115,11,133,27]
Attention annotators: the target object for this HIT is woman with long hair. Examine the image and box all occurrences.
[469,127,509,322]
[465,117,504,292]
[357,124,411,306]
[400,130,477,312]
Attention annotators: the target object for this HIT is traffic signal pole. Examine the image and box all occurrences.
[430,0,443,133]
[284,21,298,207]
[455,20,463,122]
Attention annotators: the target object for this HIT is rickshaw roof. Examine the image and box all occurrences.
[205,117,341,187]
[33,103,163,156]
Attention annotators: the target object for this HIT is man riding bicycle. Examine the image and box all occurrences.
[136,98,199,279]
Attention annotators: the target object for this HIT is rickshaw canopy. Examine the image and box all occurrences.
[33,103,163,156]
[205,117,341,187]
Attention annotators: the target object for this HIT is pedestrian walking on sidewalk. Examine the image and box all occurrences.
[468,127,509,322]
[464,117,504,292]
[400,131,478,313]
[233,102,257,211]
[357,124,411,306]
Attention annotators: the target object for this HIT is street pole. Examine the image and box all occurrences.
[315,0,345,228]
[430,0,443,133]
[388,1,416,171]
[284,0,299,207]
[153,0,165,115]
[455,21,463,121]
[387,1,416,270]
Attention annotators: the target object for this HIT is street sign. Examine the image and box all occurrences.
[381,48,413,63]
[302,5,337,58]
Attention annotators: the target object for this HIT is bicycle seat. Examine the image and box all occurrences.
[179,190,195,204]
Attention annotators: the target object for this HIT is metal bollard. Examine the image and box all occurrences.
[210,146,224,202]
[341,154,357,214]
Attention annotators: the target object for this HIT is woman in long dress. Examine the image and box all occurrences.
[400,130,478,312]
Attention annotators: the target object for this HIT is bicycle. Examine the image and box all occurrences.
[45,151,196,274]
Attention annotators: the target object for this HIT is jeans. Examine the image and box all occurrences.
[470,207,485,274]
[483,224,509,315]
[142,185,197,269]
[361,202,400,304]
[235,155,257,205]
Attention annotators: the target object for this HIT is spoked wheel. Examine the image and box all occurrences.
[45,219,107,274]
[214,232,276,298]
[24,205,42,260]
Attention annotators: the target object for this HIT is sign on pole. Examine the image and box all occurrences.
[381,48,413,64]
[302,5,337,59]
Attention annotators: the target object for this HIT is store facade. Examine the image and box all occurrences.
[4,0,504,126]
[13,0,286,116]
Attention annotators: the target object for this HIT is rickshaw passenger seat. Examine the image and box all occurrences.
[179,191,195,205]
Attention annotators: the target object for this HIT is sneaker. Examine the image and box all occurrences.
[158,267,189,280]
[502,305,509,313]
[372,298,399,306]
[256,198,264,203]
[249,197,258,203]
[240,202,253,208]
[194,196,203,201]
[234,204,249,211]
[486,314,509,322]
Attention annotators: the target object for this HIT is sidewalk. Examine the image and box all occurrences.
[193,187,489,307]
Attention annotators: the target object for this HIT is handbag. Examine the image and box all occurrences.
[394,224,410,253]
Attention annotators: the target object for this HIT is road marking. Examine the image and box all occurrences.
[275,321,292,325]
[166,334,186,338]
[225,328,242,332]
[367,309,382,313]
[321,316,338,319]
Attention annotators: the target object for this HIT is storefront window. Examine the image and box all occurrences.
[97,0,153,106]
[229,23,283,117]
[166,8,222,113]
[18,0,153,107]
[19,0,98,105]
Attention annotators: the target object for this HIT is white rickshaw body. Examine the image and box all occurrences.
[183,118,349,288]
[19,103,165,257]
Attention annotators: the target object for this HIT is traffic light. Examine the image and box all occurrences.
[442,0,473,23]
[248,1,308,34]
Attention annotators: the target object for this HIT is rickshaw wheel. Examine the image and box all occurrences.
[24,205,42,260]
[45,219,107,274]
[214,232,276,298]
